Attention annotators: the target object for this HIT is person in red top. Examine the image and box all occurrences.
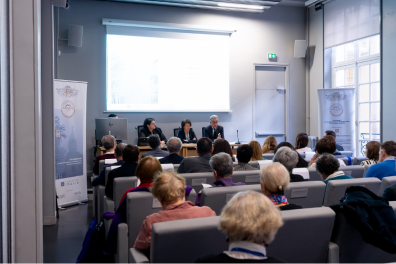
[93,135,117,175]
[133,170,216,253]
[119,156,162,205]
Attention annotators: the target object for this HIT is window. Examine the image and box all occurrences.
[330,34,380,156]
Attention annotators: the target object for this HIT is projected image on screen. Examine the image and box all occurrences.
[106,34,230,112]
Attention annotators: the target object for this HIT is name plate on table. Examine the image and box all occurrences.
[105,159,117,164]
[226,193,236,203]
[161,164,174,171]
[192,178,207,186]
[305,152,316,160]
[111,165,121,170]
[291,188,308,198]
[292,168,310,180]
[245,175,260,183]
[257,160,273,170]
[152,198,162,208]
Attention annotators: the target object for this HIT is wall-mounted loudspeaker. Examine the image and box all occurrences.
[68,25,83,47]
[294,40,307,58]
[52,0,69,8]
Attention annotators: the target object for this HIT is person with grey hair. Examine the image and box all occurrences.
[160,137,185,165]
[273,146,304,182]
[195,152,245,206]
[203,115,224,141]
[92,143,126,186]
[93,135,117,175]
[316,153,353,185]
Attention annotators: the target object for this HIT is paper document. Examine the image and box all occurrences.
[292,168,310,180]
[161,164,174,171]
[202,183,212,189]
[105,159,117,164]
[257,160,273,170]
[111,165,121,170]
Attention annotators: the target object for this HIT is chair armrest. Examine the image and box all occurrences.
[115,223,128,263]
[327,242,339,263]
[103,196,115,214]
[129,248,149,263]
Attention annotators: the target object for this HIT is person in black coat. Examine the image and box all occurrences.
[105,144,140,199]
[203,115,224,141]
[139,117,167,144]
[159,137,184,165]
[177,119,197,143]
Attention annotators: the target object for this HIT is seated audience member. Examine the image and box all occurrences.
[159,137,184,165]
[142,134,169,158]
[134,171,216,254]
[262,136,277,154]
[309,136,346,169]
[273,147,304,182]
[196,191,283,263]
[92,143,126,187]
[108,114,118,118]
[261,163,302,210]
[195,153,245,206]
[93,135,117,175]
[274,142,308,168]
[316,153,353,185]
[382,183,396,201]
[361,141,381,166]
[177,119,197,143]
[325,130,344,151]
[295,133,312,153]
[177,137,213,173]
[212,139,235,161]
[203,115,224,141]
[105,145,140,199]
[234,145,259,171]
[365,141,396,180]
[249,140,263,161]
[119,156,163,204]
[139,117,167,144]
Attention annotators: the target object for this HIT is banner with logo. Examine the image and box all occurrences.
[54,79,87,207]
[318,88,356,152]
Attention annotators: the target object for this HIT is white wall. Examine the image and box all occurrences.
[56,0,307,173]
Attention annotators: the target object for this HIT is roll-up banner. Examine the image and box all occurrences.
[318,88,356,153]
[54,79,88,207]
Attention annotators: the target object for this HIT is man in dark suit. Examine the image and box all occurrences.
[160,137,184,164]
[203,115,224,141]
[325,130,344,151]
[142,134,169,158]
[177,137,213,173]
[105,144,140,199]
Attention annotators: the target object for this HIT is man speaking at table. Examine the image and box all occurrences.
[203,115,224,141]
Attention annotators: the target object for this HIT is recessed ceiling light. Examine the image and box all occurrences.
[217,2,264,9]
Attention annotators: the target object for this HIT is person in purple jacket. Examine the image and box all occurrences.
[195,152,245,206]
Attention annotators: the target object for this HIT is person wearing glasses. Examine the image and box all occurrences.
[139,117,167,144]
[177,119,197,143]
[203,115,224,141]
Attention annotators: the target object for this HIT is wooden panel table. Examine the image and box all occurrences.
[97,143,246,158]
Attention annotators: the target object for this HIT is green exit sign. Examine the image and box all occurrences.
[268,53,277,59]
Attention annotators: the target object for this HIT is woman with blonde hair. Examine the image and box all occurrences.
[262,136,278,154]
[196,190,283,263]
[248,140,263,161]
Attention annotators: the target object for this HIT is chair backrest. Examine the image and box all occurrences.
[379,176,396,196]
[113,177,139,209]
[181,172,214,193]
[232,161,260,169]
[339,156,351,165]
[99,160,105,173]
[339,150,353,157]
[105,167,111,185]
[201,185,262,215]
[231,170,262,185]
[97,185,106,221]
[173,128,179,137]
[341,165,365,178]
[322,178,382,206]
[308,168,322,181]
[262,153,274,160]
[307,136,317,150]
[136,125,144,137]
[126,190,197,248]
[298,152,306,158]
[150,216,227,263]
[160,164,174,171]
[353,156,368,165]
[173,164,180,171]
[268,207,336,263]
[201,127,205,138]
[363,164,374,177]
[284,181,326,208]
[331,201,396,263]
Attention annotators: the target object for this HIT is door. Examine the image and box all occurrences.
[254,66,286,144]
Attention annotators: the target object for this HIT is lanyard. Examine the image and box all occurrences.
[230,248,265,257]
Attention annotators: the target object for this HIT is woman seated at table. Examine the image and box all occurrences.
[177,119,197,143]
[139,118,167,144]
[196,190,284,263]
[212,139,235,161]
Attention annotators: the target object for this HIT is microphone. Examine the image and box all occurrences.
[235,130,240,144]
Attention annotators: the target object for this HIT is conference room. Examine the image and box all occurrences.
[2,0,396,262]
